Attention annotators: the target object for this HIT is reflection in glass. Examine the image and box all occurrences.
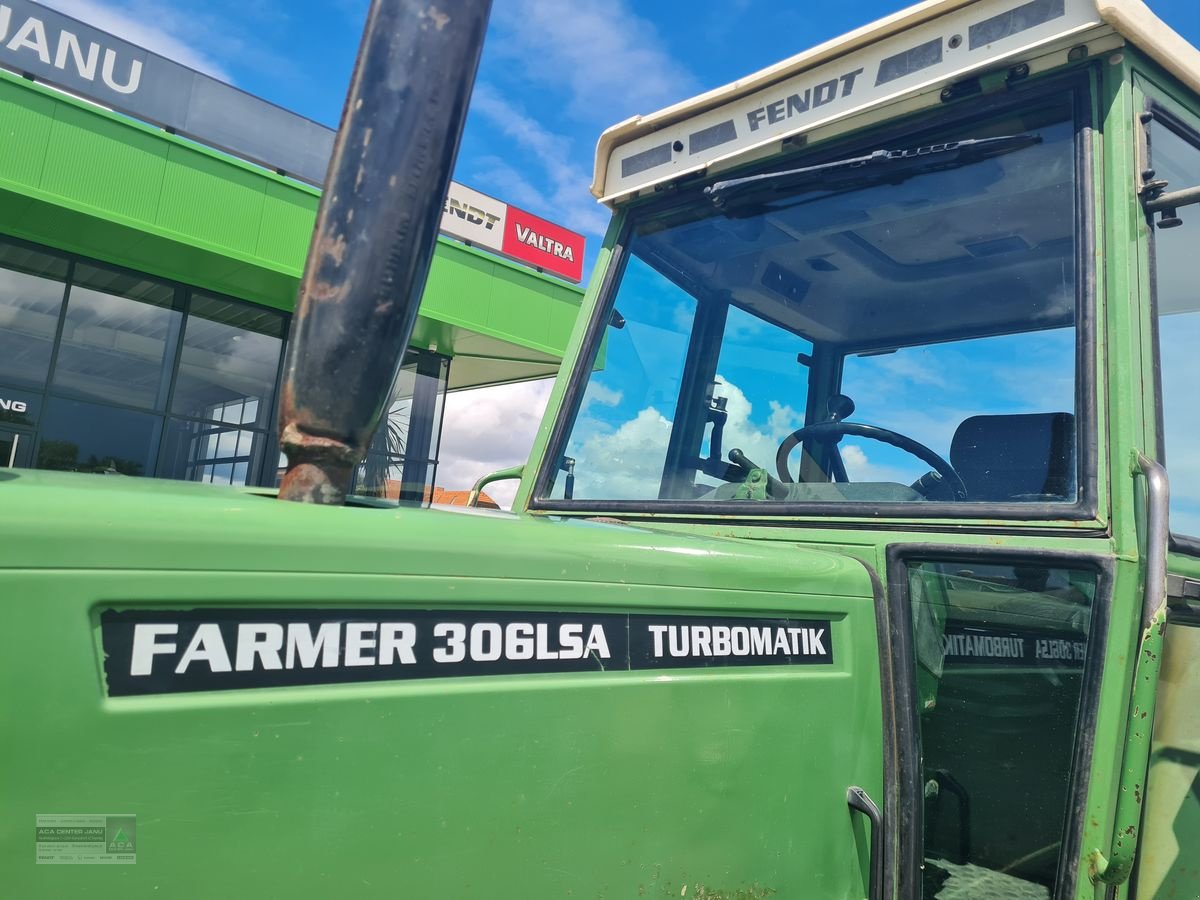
[0,386,41,428]
[355,350,449,501]
[37,397,158,476]
[52,263,180,409]
[1151,124,1200,535]
[0,240,69,388]
[171,293,284,426]
[0,429,33,468]
[909,560,1095,898]
[159,417,265,485]
[550,255,698,500]
[548,101,1079,505]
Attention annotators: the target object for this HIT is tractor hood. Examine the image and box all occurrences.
[0,470,868,599]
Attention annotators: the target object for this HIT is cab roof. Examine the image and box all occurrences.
[591,0,1200,205]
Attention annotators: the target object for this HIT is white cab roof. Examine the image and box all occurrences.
[592,0,1200,204]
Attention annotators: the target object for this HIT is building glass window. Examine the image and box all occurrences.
[0,234,450,490]
[37,397,160,476]
[159,418,267,486]
[171,293,284,427]
[354,349,450,501]
[51,263,181,410]
[1150,120,1200,536]
[0,240,69,389]
[0,390,40,429]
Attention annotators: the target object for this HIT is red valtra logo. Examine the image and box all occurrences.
[502,206,586,283]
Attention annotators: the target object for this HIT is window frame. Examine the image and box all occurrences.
[884,544,1113,900]
[0,232,291,488]
[1141,96,1200,554]
[530,72,1101,525]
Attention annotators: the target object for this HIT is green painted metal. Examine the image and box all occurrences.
[0,69,583,388]
[0,470,879,899]
[5,13,1200,900]
[506,53,1170,900]
[1089,607,1166,885]
[468,463,524,506]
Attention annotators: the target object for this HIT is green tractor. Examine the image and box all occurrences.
[6,0,1200,897]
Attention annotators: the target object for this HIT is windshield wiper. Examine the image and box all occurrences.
[705,133,1041,211]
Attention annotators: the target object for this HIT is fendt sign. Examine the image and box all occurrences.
[441,183,585,283]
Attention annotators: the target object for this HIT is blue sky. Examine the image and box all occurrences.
[42,0,1200,273]
[34,0,1200,503]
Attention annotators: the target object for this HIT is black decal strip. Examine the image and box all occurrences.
[620,142,673,178]
[940,624,1087,668]
[101,609,835,696]
[689,120,738,154]
[968,0,1065,49]
[875,38,944,86]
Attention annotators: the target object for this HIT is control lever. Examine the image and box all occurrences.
[728,449,790,500]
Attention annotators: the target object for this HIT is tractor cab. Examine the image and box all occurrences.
[506,1,1200,897]
[540,98,1080,511]
[8,2,1200,899]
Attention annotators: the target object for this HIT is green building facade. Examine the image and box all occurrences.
[0,66,583,496]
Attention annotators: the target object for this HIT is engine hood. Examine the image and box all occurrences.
[0,470,868,600]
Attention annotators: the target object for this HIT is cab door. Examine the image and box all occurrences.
[887,548,1111,900]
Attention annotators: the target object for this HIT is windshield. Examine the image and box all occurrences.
[544,97,1082,509]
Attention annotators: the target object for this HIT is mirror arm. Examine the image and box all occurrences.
[1142,183,1200,229]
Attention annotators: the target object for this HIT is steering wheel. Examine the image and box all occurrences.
[775,421,968,500]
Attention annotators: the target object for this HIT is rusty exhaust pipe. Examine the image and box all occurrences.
[278,0,492,504]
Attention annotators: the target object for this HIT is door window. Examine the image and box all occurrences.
[905,558,1097,897]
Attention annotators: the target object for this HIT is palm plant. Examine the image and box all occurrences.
[357,399,409,497]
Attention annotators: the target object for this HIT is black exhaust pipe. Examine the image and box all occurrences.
[278,0,492,504]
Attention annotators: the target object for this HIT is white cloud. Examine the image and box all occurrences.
[489,0,699,123]
[436,379,554,508]
[469,155,555,216]
[466,0,700,248]
[841,442,925,485]
[37,0,235,81]
[564,375,809,499]
[468,83,609,237]
[581,382,622,411]
[570,405,673,499]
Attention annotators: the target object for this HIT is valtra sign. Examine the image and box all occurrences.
[440,182,585,283]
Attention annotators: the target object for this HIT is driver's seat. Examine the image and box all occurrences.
[949,413,1075,502]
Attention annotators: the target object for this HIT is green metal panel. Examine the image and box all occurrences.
[0,69,584,385]
[156,145,269,258]
[0,470,880,899]
[0,74,53,187]
[258,180,318,272]
[40,102,167,224]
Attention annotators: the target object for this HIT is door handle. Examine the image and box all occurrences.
[847,785,882,900]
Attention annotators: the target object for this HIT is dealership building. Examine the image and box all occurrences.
[0,0,585,499]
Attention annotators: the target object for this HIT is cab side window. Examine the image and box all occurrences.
[1150,120,1200,536]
